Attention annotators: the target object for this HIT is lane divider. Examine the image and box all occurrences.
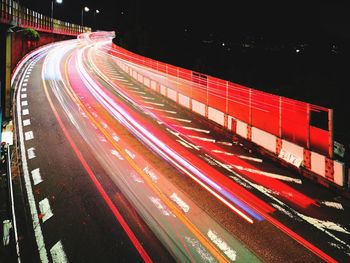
[41,49,153,263]
[65,49,231,262]
[15,56,49,262]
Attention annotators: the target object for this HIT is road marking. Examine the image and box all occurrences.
[39,198,53,223]
[2,219,12,246]
[25,131,34,141]
[22,109,29,115]
[176,139,193,149]
[321,201,344,210]
[21,100,28,106]
[125,149,136,159]
[21,94,27,98]
[237,155,263,163]
[112,77,129,82]
[143,101,165,107]
[112,134,120,142]
[230,165,302,184]
[184,236,215,262]
[22,88,27,92]
[23,83,28,87]
[140,96,155,100]
[211,150,263,162]
[23,119,31,126]
[27,147,36,159]
[50,241,68,263]
[166,116,192,123]
[31,168,43,185]
[143,167,158,183]
[174,125,210,134]
[128,86,140,90]
[111,149,124,160]
[149,196,174,217]
[131,90,146,95]
[207,230,237,261]
[188,135,216,143]
[217,141,233,146]
[144,106,177,114]
[16,59,49,262]
[23,78,29,82]
[170,193,189,213]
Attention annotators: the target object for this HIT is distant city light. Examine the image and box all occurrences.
[84,6,90,12]
[96,9,100,14]
[56,0,63,4]
[295,49,300,53]
[222,42,225,47]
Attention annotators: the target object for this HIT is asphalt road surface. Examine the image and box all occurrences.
[8,32,350,263]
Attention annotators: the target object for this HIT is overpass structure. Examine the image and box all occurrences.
[0,0,91,120]
[1,1,347,195]
[3,31,350,262]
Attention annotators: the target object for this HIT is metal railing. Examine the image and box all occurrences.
[0,0,90,35]
[110,43,334,157]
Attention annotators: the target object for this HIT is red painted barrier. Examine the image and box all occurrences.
[110,43,332,158]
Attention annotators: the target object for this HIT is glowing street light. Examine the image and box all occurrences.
[81,6,90,27]
[94,9,100,30]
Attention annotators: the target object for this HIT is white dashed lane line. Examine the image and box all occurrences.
[21,100,28,106]
[166,116,192,123]
[17,59,49,262]
[22,109,29,116]
[31,168,43,185]
[27,147,36,160]
[50,241,68,263]
[23,119,31,126]
[24,131,34,141]
[39,198,54,223]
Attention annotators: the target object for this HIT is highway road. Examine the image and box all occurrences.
[9,32,350,262]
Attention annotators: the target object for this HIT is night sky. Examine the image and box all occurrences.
[18,0,350,42]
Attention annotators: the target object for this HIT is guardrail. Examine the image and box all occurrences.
[108,41,347,190]
[1,0,90,35]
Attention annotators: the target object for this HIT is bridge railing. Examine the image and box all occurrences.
[0,0,90,35]
[109,42,346,189]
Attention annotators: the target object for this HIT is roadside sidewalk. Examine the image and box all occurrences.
[1,120,17,262]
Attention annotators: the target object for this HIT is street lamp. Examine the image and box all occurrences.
[94,9,100,30]
[51,0,63,31]
[81,6,90,27]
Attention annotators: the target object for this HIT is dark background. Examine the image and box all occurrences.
[19,0,350,162]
